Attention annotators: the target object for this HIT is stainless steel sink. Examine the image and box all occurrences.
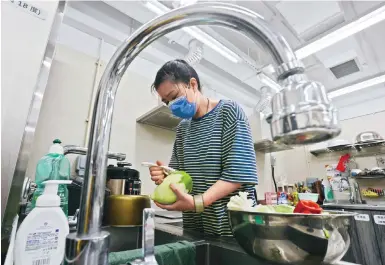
[196,243,259,265]
[103,226,358,265]
[103,226,257,265]
[102,226,186,252]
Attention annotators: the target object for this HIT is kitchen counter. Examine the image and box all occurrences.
[323,203,385,211]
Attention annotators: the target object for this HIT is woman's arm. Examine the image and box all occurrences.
[154,180,240,211]
[203,180,240,207]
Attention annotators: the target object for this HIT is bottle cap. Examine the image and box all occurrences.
[48,138,64,154]
[36,180,72,207]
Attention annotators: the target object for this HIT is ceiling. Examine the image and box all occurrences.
[63,0,385,117]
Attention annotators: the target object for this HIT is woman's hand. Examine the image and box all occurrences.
[149,160,166,185]
[154,184,195,212]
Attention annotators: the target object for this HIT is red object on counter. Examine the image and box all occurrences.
[336,154,350,172]
[294,200,323,214]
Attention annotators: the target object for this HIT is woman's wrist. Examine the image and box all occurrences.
[193,194,205,212]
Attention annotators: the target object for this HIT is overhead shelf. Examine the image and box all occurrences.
[354,175,385,180]
[310,141,385,158]
[136,105,181,131]
[254,139,293,153]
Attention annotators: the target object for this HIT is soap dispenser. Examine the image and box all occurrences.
[14,180,72,265]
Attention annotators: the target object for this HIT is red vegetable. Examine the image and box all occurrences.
[294,200,322,214]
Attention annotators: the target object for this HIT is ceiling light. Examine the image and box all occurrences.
[295,5,385,59]
[328,73,385,99]
[143,0,240,63]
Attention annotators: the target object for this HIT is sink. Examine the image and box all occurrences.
[196,243,259,265]
[103,226,256,265]
[102,226,186,252]
[102,226,356,265]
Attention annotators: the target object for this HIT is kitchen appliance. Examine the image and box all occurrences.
[67,177,111,216]
[228,210,356,265]
[107,162,141,195]
[355,131,383,144]
[104,195,151,226]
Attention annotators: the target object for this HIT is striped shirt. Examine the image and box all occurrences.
[169,100,258,236]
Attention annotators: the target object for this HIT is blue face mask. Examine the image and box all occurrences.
[169,96,197,119]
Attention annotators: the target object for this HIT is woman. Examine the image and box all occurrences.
[150,59,258,236]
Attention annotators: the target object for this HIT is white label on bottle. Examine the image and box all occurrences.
[24,223,60,264]
[374,215,385,225]
[354,214,370,222]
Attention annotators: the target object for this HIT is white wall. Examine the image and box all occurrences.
[26,44,98,178]
[26,43,176,196]
[26,24,260,197]
[1,0,59,216]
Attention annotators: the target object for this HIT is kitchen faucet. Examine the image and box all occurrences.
[63,145,126,161]
[64,3,341,264]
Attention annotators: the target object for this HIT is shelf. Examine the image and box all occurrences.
[354,175,385,180]
[310,141,385,158]
[136,105,181,131]
[254,139,293,153]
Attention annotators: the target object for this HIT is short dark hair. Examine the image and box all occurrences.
[152,59,201,91]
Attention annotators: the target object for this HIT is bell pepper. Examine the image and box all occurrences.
[294,200,322,214]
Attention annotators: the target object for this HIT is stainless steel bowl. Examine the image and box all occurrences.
[228,210,356,265]
[355,131,383,144]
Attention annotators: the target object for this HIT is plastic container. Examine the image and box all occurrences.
[298,193,319,202]
[30,139,70,216]
[322,178,335,202]
[14,180,71,265]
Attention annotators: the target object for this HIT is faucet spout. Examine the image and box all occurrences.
[65,3,336,264]
[63,145,126,161]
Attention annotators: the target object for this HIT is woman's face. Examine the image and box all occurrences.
[157,78,199,106]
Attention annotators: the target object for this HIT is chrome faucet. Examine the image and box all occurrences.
[338,177,363,204]
[348,178,363,204]
[63,145,126,161]
[65,3,340,264]
[338,177,350,193]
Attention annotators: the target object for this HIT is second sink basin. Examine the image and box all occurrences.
[102,226,186,252]
[104,226,259,265]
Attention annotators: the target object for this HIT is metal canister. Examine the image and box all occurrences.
[107,162,141,195]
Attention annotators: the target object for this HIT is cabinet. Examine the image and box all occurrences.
[323,207,383,265]
[372,211,385,265]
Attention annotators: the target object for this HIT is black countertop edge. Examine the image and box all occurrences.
[322,203,385,211]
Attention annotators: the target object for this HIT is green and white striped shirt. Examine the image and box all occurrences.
[169,100,258,236]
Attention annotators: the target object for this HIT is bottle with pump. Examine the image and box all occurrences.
[14,180,72,265]
[30,139,70,216]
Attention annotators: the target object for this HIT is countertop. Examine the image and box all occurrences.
[322,203,385,211]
